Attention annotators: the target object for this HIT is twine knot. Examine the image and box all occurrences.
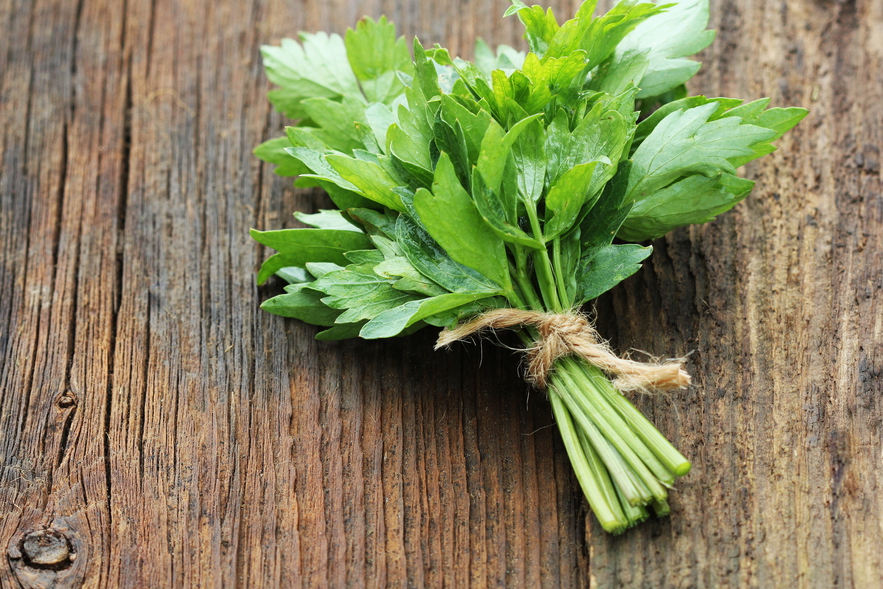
[435,309,691,392]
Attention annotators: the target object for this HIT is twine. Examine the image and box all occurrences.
[435,309,691,392]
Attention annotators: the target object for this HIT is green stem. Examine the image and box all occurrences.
[555,365,670,502]
[513,247,544,311]
[548,388,627,534]
[550,373,651,506]
[580,362,691,476]
[551,238,571,309]
[524,207,562,312]
[506,279,528,311]
[561,357,676,486]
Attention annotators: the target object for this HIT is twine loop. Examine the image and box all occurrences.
[435,309,691,392]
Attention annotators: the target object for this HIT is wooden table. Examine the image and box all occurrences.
[1,0,880,586]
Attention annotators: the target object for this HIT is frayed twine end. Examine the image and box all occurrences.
[436,309,691,393]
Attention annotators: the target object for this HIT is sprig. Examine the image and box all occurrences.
[253,0,806,532]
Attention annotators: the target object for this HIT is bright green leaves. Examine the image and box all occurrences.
[414,155,511,290]
[251,228,371,285]
[263,17,412,119]
[576,244,652,302]
[344,16,414,103]
[474,39,526,75]
[299,96,367,153]
[619,173,754,241]
[253,137,309,176]
[395,216,505,295]
[553,1,664,66]
[607,0,716,98]
[477,115,544,195]
[627,102,776,201]
[260,283,341,326]
[719,99,808,167]
[312,262,420,324]
[508,0,665,67]
[255,0,805,341]
[545,160,602,239]
[261,33,361,119]
[571,164,649,304]
[360,292,497,339]
[293,209,361,232]
[505,2,560,54]
[253,0,806,539]
[622,100,805,239]
[325,155,407,212]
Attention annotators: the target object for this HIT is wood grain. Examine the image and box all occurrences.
[0,0,880,587]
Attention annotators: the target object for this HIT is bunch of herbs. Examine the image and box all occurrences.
[252,0,806,533]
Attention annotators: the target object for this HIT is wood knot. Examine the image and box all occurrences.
[56,391,78,409]
[20,529,74,569]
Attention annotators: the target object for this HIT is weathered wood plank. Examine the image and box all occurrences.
[1,0,881,587]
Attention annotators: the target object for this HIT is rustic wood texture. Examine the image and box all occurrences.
[0,0,879,586]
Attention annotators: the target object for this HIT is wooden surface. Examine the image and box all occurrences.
[0,0,880,586]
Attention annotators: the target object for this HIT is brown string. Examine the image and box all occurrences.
[435,309,691,392]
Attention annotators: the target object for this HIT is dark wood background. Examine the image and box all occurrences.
[1,0,880,586]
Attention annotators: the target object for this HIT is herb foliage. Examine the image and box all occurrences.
[253,1,805,532]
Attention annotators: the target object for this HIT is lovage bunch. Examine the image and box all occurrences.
[253,0,806,533]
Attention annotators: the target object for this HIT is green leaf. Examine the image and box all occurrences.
[348,208,399,238]
[580,162,634,250]
[627,103,776,201]
[507,2,560,55]
[474,38,526,76]
[294,209,361,231]
[471,170,544,248]
[276,266,313,284]
[344,249,385,265]
[412,38,444,100]
[300,96,367,153]
[325,155,407,211]
[557,229,582,304]
[610,0,716,98]
[545,160,602,239]
[360,292,495,339]
[544,105,628,193]
[545,1,664,66]
[311,262,421,323]
[344,16,413,104]
[364,103,397,152]
[251,228,371,284]
[591,49,649,96]
[432,115,471,186]
[262,33,363,119]
[261,283,341,326]
[317,179,379,211]
[374,256,447,296]
[315,321,367,340]
[439,95,493,164]
[305,262,344,278]
[254,137,310,176]
[386,60,437,175]
[251,227,369,255]
[511,116,546,205]
[396,215,505,294]
[476,114,544,196]
[254,253,303,285]
[632,96,742,146]
[387,123,433,178]
[576,244,653,303]
[414,155,511,290]
[618,172,755,241]
[285,147,358,192]
[720,102,808,167]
